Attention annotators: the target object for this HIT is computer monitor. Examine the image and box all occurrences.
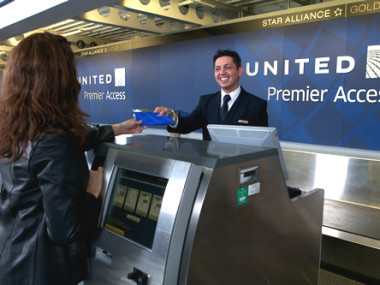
[207,124,288,181]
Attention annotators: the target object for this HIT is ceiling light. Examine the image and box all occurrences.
[0,0,69,29]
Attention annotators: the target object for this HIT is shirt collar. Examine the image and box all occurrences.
[221,85,241,106]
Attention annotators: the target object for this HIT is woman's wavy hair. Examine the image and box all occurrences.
[0,32,88,163]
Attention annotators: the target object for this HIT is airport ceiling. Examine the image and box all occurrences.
[0,0,330,70]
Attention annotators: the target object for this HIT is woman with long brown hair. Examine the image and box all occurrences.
[0,32,144,285]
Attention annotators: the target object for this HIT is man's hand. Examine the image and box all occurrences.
[153,107,177,124]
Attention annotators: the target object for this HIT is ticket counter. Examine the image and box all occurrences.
[84,135,324,285]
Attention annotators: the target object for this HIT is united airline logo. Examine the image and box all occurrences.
[78,67,126,87]
[80,67,127,101]
[264,45,380,104]
[246,46,380,79]
[366,45,380,79]
[114,68,126,86]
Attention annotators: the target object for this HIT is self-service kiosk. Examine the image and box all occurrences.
[84,135,324,285]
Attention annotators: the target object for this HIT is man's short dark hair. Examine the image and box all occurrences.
[213,49,242,68]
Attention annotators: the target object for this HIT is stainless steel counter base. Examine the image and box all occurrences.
[85,135,324,284]
[283,148,380,282]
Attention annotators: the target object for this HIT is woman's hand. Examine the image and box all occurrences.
[112,119,146,136]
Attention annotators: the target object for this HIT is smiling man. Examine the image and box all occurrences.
[155,49,268,140]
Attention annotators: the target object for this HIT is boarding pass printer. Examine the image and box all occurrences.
[84,134,324,285]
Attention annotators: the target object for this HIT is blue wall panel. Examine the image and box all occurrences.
[76,13,380,151]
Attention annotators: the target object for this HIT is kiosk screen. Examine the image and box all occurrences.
[104,168,168,249]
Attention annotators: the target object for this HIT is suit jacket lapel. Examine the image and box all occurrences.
[207,92,222,124]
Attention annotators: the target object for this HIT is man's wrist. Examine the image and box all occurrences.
[170,109,178,127]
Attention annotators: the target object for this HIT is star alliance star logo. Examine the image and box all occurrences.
[334,8,343,17]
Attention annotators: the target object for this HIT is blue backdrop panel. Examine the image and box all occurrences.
[282,19,348,145]
[76,13,380,151]
[342,15,380,150]
[77,51,133,124]
[131,48,160,110]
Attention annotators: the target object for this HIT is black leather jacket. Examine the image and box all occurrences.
[0,125,114,285]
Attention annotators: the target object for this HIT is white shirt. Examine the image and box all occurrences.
[221,85,241,111]
[170,85,242,127]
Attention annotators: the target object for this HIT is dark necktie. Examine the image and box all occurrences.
[220,94,231,122]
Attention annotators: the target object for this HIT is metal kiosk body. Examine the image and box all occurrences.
[84,135,324,285]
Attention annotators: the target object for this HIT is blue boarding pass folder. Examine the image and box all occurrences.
[133,109,174,126]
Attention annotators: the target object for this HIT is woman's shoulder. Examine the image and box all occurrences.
[33,135,81,157]
[36,134,80,144]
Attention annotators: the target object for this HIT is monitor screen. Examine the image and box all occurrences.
[207,124,288,181]
[103,168,168,249]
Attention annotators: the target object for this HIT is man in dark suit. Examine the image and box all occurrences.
[154,49,268,140]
